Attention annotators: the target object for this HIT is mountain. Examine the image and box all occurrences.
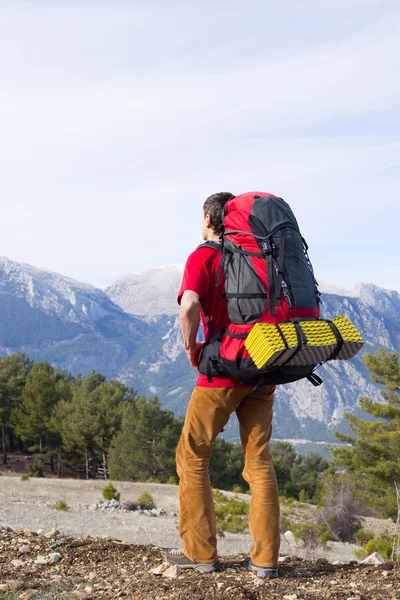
[0,257,160,381]
[106,266,183,318]
[0,256,398,444]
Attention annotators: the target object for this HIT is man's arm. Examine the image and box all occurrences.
[180,290,204,367]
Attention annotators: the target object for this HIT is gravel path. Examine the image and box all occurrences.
[0,476,360,562]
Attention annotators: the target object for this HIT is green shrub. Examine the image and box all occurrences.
[102,482,120,502]
[166,476,177,485]
[280,516,295,533]
[298,489,307,503]
[25,458,43,478]
[354,529,375,545]
[213,491,249,533]
[53,499,69,511]
[146,476,162,483]
[319,530,334,545]
[137,491,156,510]
[292,521,326,559]
[232,485,245,494]
[20,473,30,481]
[364,538,393,562]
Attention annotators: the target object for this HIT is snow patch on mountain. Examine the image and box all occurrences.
[106,266,183,317]
[0,256,120,324]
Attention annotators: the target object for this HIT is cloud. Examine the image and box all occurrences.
[0,1,399,291]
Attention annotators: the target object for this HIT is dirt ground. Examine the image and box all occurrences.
[0,525,399,600]
[0,475,362,563]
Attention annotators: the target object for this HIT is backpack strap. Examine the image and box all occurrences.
[196,241,223,253]
[196,241,225,288]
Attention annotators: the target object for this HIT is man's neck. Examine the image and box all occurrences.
[205,232,220,242]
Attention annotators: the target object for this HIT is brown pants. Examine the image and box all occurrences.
[176,385,280,567]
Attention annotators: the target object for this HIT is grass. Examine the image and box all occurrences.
[52,499,69,511]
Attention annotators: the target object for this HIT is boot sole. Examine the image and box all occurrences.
[167,559,218,572]
[247,562,278,578]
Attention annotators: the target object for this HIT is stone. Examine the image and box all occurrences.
[150,562,169,575]
[278,555,291,564]
[49,553,62,564]
[11,560,26,568]
[283,595,298,600]
[150,508,166,517]
[283,531,296,546]
[19,545,30,554]
[34,555,48,565]
[6,580,24,591]
[163,565,181,578]
[36,529,44,535]
[44,528,60,539]
[361,552,385,565]
[84,586,93,594]
[88,572,97,580]
[316,558,329,564]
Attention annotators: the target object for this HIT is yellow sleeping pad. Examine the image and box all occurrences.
[245,315,363,369]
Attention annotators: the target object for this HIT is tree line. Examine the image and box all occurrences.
[0,348,398,520]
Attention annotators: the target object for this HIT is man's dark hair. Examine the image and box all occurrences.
[203,192,235,236]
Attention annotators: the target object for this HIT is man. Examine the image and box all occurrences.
[166,192,280,578]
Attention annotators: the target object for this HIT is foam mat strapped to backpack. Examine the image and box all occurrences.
[245,315,363,369]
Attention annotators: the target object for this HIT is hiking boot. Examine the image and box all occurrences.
[166,548,219,572]
[245,557,279,578]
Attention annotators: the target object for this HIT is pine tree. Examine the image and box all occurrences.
[92,379,136,479]
[51,374,101,479]
[109,396,182,482]
[11,361,59,455]
[332,348,400,518]
[0,353,32,463]
[51,372,135,479]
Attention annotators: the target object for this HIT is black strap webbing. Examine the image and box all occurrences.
[225,293,267,299]
[326,320,344,360]
[206,357,213,383]
[227,247,264,258]
[200,300,215,338]
[307,373,323,386]
[280,321,305,366]
[266,255,276,316]
[275,231,285,307]
[224,330,249,339]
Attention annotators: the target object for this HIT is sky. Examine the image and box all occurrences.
[0,0,399,291]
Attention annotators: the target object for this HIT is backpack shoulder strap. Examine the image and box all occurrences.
[196,241,223,253]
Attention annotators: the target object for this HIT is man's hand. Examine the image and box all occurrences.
[185,341,204,368]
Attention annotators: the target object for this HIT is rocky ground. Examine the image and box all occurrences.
[0,525,399,600]
[0,474,399,598]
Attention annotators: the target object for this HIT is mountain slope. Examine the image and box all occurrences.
[0,257,159,379]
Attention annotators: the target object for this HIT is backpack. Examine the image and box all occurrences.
[197,192,334,388]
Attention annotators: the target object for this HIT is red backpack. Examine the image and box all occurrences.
[198,192,323,388]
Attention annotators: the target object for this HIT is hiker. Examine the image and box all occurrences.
[166,192,281,578]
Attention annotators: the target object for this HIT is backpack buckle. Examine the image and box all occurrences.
[262,241,272,256]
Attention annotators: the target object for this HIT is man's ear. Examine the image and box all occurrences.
[205,213,212,229]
